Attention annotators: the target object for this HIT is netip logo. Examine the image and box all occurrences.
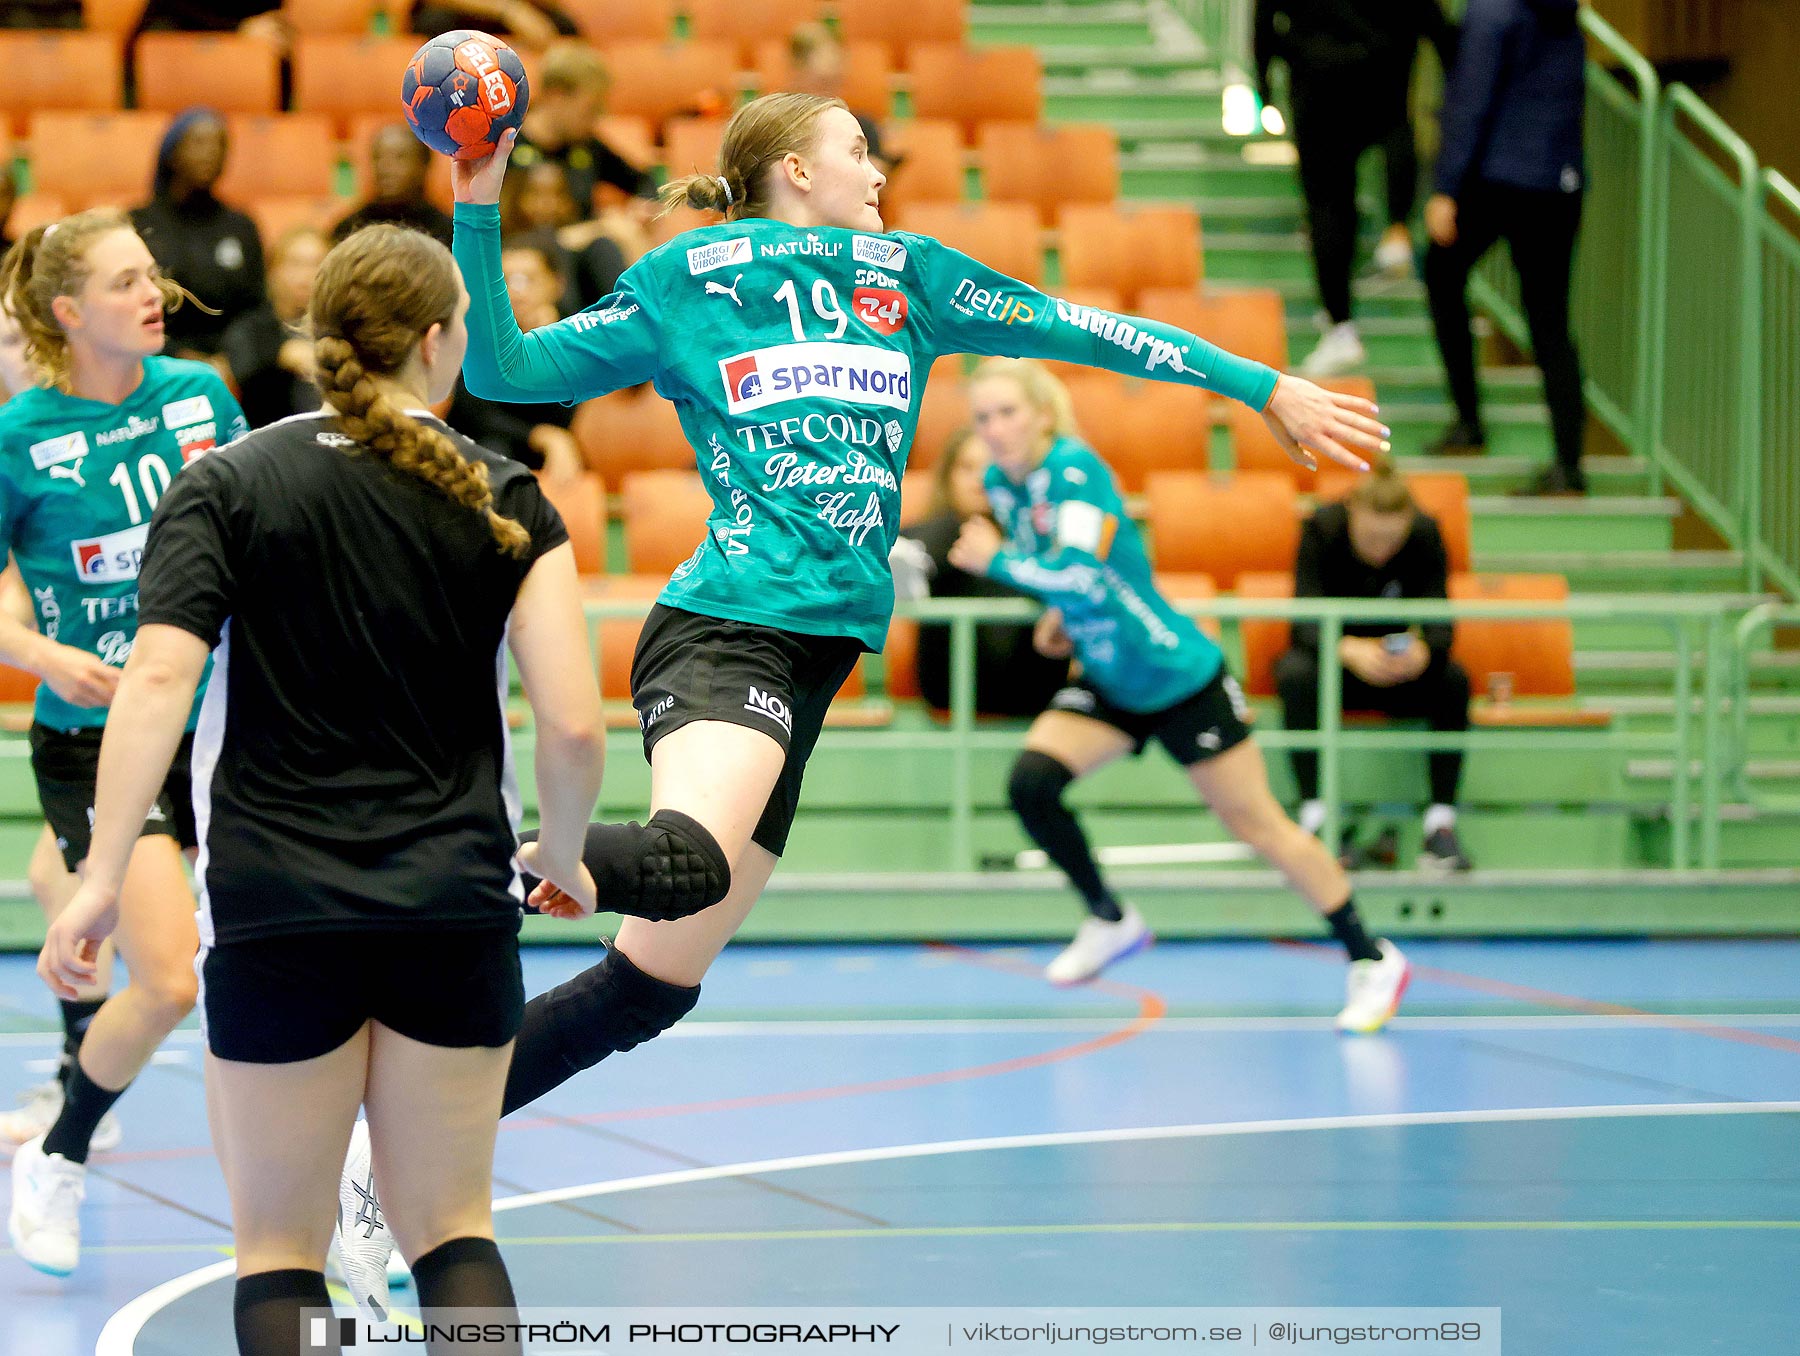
[723,355,763,404]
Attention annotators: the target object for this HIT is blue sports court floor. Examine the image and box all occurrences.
[3,937,1798,1354]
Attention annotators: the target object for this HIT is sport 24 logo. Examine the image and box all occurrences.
[853,288,907,336]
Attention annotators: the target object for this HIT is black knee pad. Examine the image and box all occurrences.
[1009,749,1075,820]
[548,941,700,1073]
[581,809,730,921]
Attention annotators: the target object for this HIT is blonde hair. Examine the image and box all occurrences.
[788,21,840,67]
[970,357,1081,441]
[308,226,529,558]
[1346,453,1414,514]
[0,209,198,393]
[659,91,847,220]
[539,41,609,97]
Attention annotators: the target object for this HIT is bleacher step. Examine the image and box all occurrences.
[1471,550,1747,591]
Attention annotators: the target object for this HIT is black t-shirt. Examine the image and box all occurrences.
[905,508,1068,716]
[219,303,322,430]
[331,200,456,249]
[1291,501,1453,655]
[138,411,568,943]
[513,135,656,212]
[131,195,267,357]
[445,378,573,469]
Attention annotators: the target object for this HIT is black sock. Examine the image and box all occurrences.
[1323,898,1382,964]
[1009,751,1125,922]
[412,1236,520,1354]
[234,1268,335,1356]
[42,1061,128,1163]
[58,999,104,1082]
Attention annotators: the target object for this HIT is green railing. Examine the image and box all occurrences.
[1732,602,1800,813]
[586,593,1740,873]
[1758,171,1800,600]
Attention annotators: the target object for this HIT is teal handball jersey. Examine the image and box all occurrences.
[985,437,1223,713]
[0,357,247,729]
[455,204,1278,650]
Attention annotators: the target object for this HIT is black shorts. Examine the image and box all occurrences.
[630,604,863,857]
[31,724,198,871]
[1048,667,1254,766]
[199,926,524,1064]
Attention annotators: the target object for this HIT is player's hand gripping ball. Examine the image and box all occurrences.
[401,30,529,160]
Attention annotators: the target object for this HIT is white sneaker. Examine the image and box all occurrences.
[1045,907,1153,986]
[1,1080,121,1153]
[1373,233,1413,276]
[1335,940,1411,1033]
[1299,321,1368,377]
[333,1120,394,1323]
[387,1250,413,1288]
[8,1134,85,1276]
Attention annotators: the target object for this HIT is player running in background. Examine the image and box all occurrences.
[949,357,1410,1018]
[0,210,246,1276]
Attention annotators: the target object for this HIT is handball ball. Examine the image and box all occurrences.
[401,30,529,160]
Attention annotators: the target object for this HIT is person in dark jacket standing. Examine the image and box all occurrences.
[1275,462,1474,871]
[130,108,268,362]
[1423,0,1587,494]
[1256,0,1456,377]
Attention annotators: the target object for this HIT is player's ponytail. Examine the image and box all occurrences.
[0,208,197,394]
[971,357,1081,441]
[658,91,848,222]
[308,225,530,559]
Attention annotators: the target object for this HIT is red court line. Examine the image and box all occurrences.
[1276,938,1800,1056]
[507,942,1167,1131]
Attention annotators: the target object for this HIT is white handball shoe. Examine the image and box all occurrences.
[1335,940,1412,1034]
[1045,906,1153,986]
[1,1079,121,1153]
[9,1133,86,1276]
[1299,321,1368,377]
[333,1119,394,1324]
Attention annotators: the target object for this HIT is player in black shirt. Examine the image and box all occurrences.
[39,226,604,1355]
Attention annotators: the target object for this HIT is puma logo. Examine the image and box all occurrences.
[48,459,86,488]
[705,273,743,306]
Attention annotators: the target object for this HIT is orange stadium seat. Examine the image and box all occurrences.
[28,112,165,209]
[286,0,388,35]
[1138,287,1289,372]
[620,470,714,575]
[594,116,657,176]
[293,37,421,134]
[899,469,935,528]
[221,114,341,204]
[244,195,344,244]
[1311,468,1472,574]
[136,34,280,114]
[0,33,123,131]
[347,113,454,212]
[1143,470,1299,589]
[877,119,965,215]
[977,122,1119,227]
[911,355,973,470]
[82,0,148,33]
[561,0,676,43]
[0,662,38,705]
[1449,573,1576,699]
[896,201,1042,285]
[690,0,825,66]
[599,41,737,127]
[1234,571,1294,697]
[661,117,727,179]
[591,573,663,703]
[882,617,921,699]
[1223,397,1298,475]
[1058,204,1201,305]
[907,45,1042,140]
[9,193,68,237]
[836,0,967,63]
[1062,374,1210,492]
[571,392,695,480]
[753,40,893,118]
[539,472,607,576]
[1152,572,1221,641]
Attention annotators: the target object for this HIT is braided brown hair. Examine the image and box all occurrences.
[0,208,200,394]
[308,225,529,558]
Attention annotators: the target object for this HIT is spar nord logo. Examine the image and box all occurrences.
[718,342,911,416]
[71,524,149,582]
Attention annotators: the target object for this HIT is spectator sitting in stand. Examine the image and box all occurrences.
[220,225,327,429]
[895,428,1070,717]
[332,123,455,248]
[499,159,625,312]
[130,108,268,363]
[782,23,891,172]
[408,0,576,49]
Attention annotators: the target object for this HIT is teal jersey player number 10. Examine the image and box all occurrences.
[458,208,1316,650]
[0,355,245,729]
